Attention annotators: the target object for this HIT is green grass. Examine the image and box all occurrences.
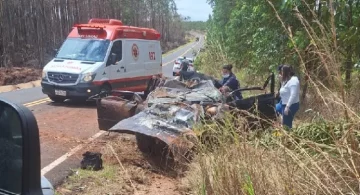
[56,165,123,195]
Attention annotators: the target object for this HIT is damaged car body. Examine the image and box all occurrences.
[94,71,277,165]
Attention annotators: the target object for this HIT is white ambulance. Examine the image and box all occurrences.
[41,19,162,102]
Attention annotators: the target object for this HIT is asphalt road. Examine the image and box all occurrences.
[0,35,205,187]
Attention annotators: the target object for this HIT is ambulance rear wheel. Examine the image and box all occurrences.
[48,96,66,103]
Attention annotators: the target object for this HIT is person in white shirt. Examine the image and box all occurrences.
[279,65,300,129]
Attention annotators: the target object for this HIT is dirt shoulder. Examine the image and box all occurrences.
[55,135,183,195]
[30,100,184,194]
[0,67,41,86]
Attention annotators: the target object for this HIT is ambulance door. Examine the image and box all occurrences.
[121,40,146,90]
[107,40,124,89]
[145,41,162,75]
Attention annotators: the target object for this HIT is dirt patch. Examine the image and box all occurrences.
[55,135,182,195]
[0,67,41,86]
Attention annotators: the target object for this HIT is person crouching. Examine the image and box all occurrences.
[217,64,243,100]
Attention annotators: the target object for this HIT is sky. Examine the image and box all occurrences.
[175,0,213,21]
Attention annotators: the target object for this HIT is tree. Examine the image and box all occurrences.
[0,0,187,68]
[205,0,360,87]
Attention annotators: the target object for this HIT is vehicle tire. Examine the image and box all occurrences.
[136,134,156,154]
[136,134,176,170]
[48,96,66,103]
[173,72,176,76]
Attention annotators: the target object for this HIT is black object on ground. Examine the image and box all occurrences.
[80,151,103,171]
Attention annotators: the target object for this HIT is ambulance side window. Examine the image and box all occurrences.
[110,40,122,62]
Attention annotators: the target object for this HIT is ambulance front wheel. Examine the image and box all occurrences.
[48,96,66,103]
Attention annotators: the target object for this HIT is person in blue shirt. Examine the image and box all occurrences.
[216,64,243,100]
[275,65,283,116]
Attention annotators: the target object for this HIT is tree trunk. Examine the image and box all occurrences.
[0,0,186,68]
[345,0,353,88]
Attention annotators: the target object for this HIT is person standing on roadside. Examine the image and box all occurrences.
[279,65,300,129]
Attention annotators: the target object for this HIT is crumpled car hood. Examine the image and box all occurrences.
[146,79,224,106]
[108,76,227,160]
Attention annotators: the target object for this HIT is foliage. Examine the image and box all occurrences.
[183,1,360,194]
[182,21,207,32]
[205,0,360,85]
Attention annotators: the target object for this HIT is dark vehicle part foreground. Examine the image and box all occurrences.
[95,72,276,166]
[0,98,55,195]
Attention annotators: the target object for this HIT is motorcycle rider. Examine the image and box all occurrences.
[180,56,189,72]
[176,57,191,81]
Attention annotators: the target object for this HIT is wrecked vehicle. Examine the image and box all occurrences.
[94,71,276,165]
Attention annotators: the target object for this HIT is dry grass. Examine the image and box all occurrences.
[180,117,360,195]
[183,1,360,194]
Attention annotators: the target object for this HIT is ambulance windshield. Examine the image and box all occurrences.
[56,38,110,62]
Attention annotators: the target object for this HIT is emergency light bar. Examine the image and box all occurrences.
[70,18,160,40]
[88,18,123,26]
[74,24,106,30]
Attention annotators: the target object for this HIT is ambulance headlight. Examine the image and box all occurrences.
[42,71,47,79]
[81,72,96,83]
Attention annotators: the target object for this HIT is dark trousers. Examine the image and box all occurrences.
[281,102,300,129]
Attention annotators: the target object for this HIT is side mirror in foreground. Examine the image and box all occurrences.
[0,98,54,195]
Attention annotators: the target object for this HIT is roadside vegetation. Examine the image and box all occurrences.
[182,21,207,32]
[188,0,360,194]
[0,0,190,86]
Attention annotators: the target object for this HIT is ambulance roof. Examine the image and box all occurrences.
[68,19,161,41]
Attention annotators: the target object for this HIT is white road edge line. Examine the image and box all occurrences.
[40,36,203,176]
[41,131,106,176]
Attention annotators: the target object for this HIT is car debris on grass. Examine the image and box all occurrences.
[95,71,277,168]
